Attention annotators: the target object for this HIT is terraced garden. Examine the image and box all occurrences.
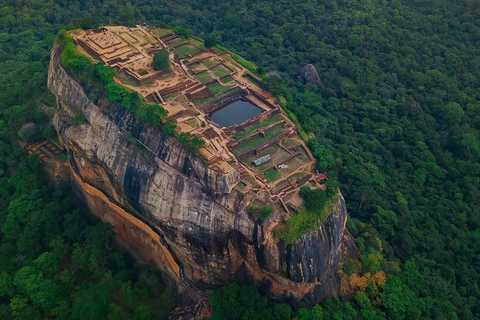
[202,57,219,68]
[151,28,173,37]
[174,43,202,59]
[234,123,285,154]
[196,71,214,84]
[207,82,232,95]
[211,65,232,78]
[231,113,283,141]
[221,75,234,83]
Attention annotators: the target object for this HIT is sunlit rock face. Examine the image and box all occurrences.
[48,38,356,304]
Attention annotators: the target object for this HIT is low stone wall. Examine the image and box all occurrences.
[201,90,246,114]
[250,90,276,110]
[225,108,280,135]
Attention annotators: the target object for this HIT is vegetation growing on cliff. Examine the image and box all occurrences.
[247,203,274,220]
[1,0,480,318]
[275,185,337,244]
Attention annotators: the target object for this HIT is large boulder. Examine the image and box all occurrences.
[300,64,321,83]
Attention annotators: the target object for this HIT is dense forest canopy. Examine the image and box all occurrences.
[0,0,479,319]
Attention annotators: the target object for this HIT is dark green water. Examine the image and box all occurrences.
[210,100,262,127]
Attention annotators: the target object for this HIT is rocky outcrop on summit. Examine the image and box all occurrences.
[48,38,355,304]
[300,64,322,83]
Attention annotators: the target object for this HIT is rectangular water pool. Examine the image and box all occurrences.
[210,100,263,127]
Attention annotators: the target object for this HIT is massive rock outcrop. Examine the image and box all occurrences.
[300,64,322,84]
[48,39,355,304]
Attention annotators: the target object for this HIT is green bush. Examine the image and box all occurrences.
[105,82,130,102]
[138,103,168,127]
[299,186,329,216]
[42,126,58,140]
[341,259,362,275]
[248,204,275,219]
[204,36,217,48]
[178,132,206,153]
[152,50,170,71]
[274,186,335,244]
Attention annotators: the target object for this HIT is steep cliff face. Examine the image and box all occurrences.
[48,39,356,303]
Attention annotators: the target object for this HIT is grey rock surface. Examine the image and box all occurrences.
[301,64,322,83]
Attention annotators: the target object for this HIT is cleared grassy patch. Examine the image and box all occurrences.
[243,73,262,86]
[207,82,232,95]
[232,113,283,140]
[196,71,214,84]
[163,92,179,101]
[174,44,202,59]
[188,38,205,48]
[263,169,279,182]
[234,123,285,154]
[248,203,275,219]
[211,65,232,78]
[287,172,309,184]
[192,86,241,105]
[276,153,309,179]
[151,28,173,37]
[191,63,207,73]
[221,75,234,84]
[281,137,302,149]
[232,53,257,74]
[118,72,140,87]
[56,153,68,163]
[184,118,199,129]
[202,57,219,68]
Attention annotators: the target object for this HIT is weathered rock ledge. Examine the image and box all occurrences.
[48,38,356,304]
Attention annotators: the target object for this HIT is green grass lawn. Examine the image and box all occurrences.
[188,38,205,48]
[211,65,232,78]
[202,57,219,68]
[151,28,173,37]
[263,169,279,182]
[207,82,232,95]
[192,86,241,105]
[221,75,234,83]
[242,73,262,87]
[232,53,258,74]
[232,113,283,141]
[117,72,140,87]
[174,44,202,59]
[163,92,179,101]
[56,153,68,163]
[196,71,214,84]
[234,124,285,154]
[281,137,303,149]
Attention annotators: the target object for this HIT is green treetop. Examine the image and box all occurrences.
[152,50,170,71]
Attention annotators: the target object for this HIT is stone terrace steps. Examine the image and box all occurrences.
[157,80,197,96]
